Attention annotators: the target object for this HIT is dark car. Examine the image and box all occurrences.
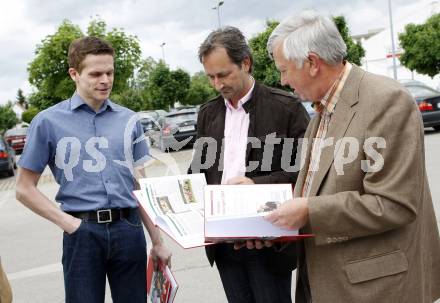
[4,127,27,154]
[400,80,440,131]
[150,109,197,151]
[302,101,316,119]
[0,135,16,177]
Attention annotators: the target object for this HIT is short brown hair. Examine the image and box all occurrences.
[198,26,253,73]
[68,36,114,73]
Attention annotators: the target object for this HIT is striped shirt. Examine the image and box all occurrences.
[301,62,352,198]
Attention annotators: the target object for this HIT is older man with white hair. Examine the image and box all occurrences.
[265,10,440,303]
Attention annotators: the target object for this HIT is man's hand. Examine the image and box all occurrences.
[62,215,82,235]
[150,242,172,270]
[226,176,255,185]
[265,198,309,230]
[233,240,273,250]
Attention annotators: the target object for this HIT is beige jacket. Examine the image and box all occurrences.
[294,65,440,303]
[0,258,12,303]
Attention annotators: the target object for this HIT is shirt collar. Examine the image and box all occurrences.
[317,61,352,114]
[224,76,255,110]
[70,93,117,113]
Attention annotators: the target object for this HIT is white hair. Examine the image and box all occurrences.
[267,10,347,68]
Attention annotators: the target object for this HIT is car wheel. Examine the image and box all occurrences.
[13,160,17,169]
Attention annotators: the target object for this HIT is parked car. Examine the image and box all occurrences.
[138,113,157,132]
[139,110,167,122]
[150,109,198,151]
[0,135,16,177]
[4,127,27,154]
[302,101,316,119]
[399,80,440,131]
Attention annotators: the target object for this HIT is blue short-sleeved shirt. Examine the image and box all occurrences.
[19,93,149,212]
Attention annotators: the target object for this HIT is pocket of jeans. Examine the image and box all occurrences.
[64,219,84,237]
[122,215,143,228]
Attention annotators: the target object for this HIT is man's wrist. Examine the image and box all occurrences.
[152,235,163,246]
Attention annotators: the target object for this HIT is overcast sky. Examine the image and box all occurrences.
[0,0,431,105]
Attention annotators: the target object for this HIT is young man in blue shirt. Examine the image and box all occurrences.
[16,37,171,303]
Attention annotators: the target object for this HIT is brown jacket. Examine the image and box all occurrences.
[189,81,310,273]
[0,258,12,303]
[294,65,440,302]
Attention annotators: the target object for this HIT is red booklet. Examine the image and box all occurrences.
[146,255,178,303]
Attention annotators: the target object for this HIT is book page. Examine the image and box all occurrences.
[204,184,298,239]
[205,184,292,219]
[138,174,207,248]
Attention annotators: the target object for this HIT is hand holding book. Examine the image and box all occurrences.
[265,197,309,230]
[233,239,274,250]
[134,174,312,249]
[149,242,172,270]
[147,255,178,303]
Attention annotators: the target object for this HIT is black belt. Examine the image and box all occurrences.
[67,208,134,223]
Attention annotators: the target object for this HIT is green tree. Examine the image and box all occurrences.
[105,27,142,94]
[249,21,282,89]
[146,62,191,109]
[146,62,173,109]
[111,88,150,112]
[87,17,106,37]
[333,16,365,66]
[399,13,440,77]
[0,103,19,133]
[171,68,191,106]
[16,89,28,109]
[21,106,41,124]
[28,18,142,110]
[250,17,365,88]
[137,57,159,87]
[28,20,82,109]
[184,71,217,105]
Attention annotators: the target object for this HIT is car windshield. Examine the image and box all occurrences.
[405,85,439,98]
[5,128,27,137]
[165,113,196,124]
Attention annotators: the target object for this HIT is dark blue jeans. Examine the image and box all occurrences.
[62,210,147,303]
[215,244,292,303]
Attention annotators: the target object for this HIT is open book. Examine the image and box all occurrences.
[204,184,299,242]
[147,255,178,303]
[135,173,308,249]
[135,174,209,248]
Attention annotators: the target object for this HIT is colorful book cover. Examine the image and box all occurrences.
[147,255,178,303]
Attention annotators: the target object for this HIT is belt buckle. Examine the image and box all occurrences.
[97,209,112,223]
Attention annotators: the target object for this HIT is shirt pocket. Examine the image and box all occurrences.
[343,250,408,284]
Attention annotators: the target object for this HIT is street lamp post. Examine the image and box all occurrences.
[388,0,398,80]
[160,42,166,62]
[212,1,224,28]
